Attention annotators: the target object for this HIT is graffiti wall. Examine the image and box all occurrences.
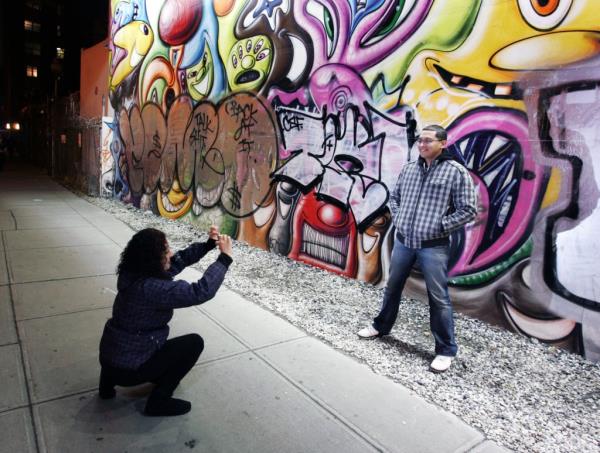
[107,0,600,361]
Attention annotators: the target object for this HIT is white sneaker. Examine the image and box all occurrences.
[357,325,380,339]
[430,355,453,373]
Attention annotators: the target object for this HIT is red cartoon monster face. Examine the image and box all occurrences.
[288,189,357,277]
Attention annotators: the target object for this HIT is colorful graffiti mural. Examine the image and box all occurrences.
[107,0,600,361]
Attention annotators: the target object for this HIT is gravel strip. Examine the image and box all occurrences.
[80,193,600,453]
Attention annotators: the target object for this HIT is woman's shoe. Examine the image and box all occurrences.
[98,370,116,399]
[144,397,191,416]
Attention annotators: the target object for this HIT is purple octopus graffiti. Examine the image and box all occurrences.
[107,0,600,360]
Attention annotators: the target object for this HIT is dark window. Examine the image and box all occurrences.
[25,42,41,56]
[25,0,41,11]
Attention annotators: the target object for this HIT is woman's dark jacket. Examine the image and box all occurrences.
[99,239,232,370]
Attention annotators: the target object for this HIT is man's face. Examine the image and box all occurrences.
[417,130,446,163]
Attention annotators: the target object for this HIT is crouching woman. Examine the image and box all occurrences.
[98,226,232,416]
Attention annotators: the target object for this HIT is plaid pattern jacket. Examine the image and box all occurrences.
[390,150,477,249]
[99,240,232,370]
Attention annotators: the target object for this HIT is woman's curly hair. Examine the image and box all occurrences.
[117,228,169,279]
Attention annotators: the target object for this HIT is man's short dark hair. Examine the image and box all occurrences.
[422,124,447,141]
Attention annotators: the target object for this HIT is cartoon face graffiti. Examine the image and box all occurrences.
[185,46,214,100]
[157,178,194,219]
[111,20,154,89]
[226,36,273,92]
[177,0,226,99]
[288,189,358,278]
[225,0,313,94]
[110,0,150,86]
[398,0,600,126]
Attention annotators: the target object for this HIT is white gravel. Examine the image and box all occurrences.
[82,193,600,453]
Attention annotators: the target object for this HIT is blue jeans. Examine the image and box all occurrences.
[373,238,457,356]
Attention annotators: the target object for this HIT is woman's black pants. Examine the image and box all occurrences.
[100,334,204,399]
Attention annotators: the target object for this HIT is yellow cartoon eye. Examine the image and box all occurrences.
[517,0,572,30]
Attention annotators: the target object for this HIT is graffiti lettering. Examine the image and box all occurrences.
[239,139,254,154]
[195,111,214,133]
[276,104,407,228]
[225,99,259,141]
[279,111,304,132]
[226,180,242,212]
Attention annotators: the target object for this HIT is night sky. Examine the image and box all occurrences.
[68,0,110,49]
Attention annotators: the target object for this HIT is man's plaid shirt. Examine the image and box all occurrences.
[99,240,232,370]
[390,150,477,249]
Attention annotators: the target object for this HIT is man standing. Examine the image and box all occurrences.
[357,125,477,373]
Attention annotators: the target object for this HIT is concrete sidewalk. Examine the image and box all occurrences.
[0,165,507,452]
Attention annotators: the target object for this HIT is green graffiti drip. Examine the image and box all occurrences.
[448,238,533,286]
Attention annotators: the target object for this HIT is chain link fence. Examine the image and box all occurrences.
[26,92,104,196]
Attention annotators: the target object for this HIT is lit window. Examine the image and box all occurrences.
[56,48,65,59]
[24,20,40,31]
[26,66,38,78]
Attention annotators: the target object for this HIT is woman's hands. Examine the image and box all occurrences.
[208,225,219,241]
[208,225,232,257]
[217,234,233,257]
